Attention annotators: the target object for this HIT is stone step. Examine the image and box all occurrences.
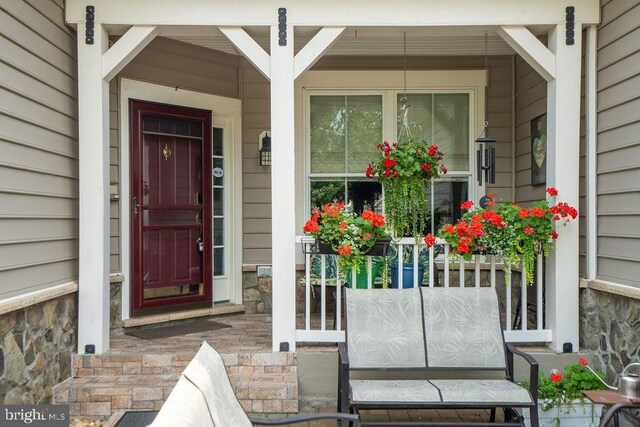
[54,351,299,419]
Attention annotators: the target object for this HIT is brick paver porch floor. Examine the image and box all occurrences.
[109,313,509,425]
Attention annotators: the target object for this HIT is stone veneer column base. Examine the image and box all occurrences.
[0,293,77,404]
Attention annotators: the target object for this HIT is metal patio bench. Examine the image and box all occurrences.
[148,341,360,426]
[338,287,539,426]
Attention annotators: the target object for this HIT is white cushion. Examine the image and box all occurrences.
[149,377,214,427]
[422,287,506,369]
[430,379,533,404]
[346,288,426,369]
[350,380,441,404]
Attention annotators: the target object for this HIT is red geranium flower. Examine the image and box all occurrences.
[519,208,530,219]
[366,164,374,178]
[337,245,352,256]
[551,231,559,239]
[303,219,319,234]
[531,207,546,218]
[487,200,496,207]
[421,163,432,172]
[339,221,348,234]
[460,200,474,210]
[383,157,397,169]
[523,226,535,235]
[440,164,448,174]
[428,145,438,156]
[578,358,588,366]
[546,187,558,196]
[551,373,562,383]
[424,233,437,248]
[443,224,454,235]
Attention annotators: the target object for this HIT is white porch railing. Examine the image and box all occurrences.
[295,236,552,344]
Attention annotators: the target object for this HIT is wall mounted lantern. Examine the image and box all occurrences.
[259,131,271,166]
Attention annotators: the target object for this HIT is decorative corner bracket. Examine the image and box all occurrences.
[278,8,287,46]
[85,5,95,45]
[566,6,575,45]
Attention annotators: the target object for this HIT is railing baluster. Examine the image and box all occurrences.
[444,244,450,287]
[537,252,543,331]
[490,255,496,288]
[521,259,527,331]
[305,250,311,331]
[459,259,465,288]
[506,277,512,331]
[413,244,419,288]
[351,268,356,290]
[336,261,341,332]
[475,256,481,287]
[367,257,373,289]
[428,246,434,287]
[398,243,404,288]
[320,255,326,331]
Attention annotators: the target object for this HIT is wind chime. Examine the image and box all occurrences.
[476,32,496,186]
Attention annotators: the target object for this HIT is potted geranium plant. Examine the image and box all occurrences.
[425,188,578,285]
[521,358,606,426]
[367,140,446,239]
[303,202,389,287]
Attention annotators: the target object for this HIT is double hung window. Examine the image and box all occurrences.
[307,90,473,233]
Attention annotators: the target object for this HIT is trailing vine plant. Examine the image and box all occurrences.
[367,140,446,239]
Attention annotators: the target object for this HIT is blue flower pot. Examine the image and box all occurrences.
[389,263,425,289]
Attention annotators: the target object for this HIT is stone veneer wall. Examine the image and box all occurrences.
[0,294,77,404]
[579,288,640,381]
[243,272,273,315]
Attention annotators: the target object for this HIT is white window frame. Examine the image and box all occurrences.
[295,70,486,232]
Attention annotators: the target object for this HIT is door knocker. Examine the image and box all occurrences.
[162,144,172,160]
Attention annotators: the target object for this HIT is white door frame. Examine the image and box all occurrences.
[119,78,243,319]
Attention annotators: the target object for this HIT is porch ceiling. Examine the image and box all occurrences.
[105,25,519,57]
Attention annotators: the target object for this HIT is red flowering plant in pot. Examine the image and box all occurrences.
[303,202,388,272]
[366,139,446,239]
[424,188,578,285]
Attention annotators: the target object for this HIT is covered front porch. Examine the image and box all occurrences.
[65,0,599,357]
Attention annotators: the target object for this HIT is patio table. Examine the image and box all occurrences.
[583,390,640,427]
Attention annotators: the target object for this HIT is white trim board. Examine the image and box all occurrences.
[118,78,243,320]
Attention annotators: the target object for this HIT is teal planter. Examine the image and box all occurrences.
[389,263,425,288]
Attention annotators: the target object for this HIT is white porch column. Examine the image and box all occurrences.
[270,23,297,352]
[77,24,111,354]
[545,25,582,353]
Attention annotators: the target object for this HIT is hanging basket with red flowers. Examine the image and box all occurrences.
[424,188,578,285]
[367,139,446,239]
[303,202,389,272]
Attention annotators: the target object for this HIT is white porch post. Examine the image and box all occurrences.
[545,25,582,353]
[270,23,297,352]
[77,24,111,354]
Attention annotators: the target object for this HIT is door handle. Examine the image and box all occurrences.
[133,196,140,216]
[196,212,202,224]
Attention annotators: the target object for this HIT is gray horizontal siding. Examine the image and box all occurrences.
[241,55,514,263]
[109,37,240,272]
[595,0,640,287]
[0,0,78,299]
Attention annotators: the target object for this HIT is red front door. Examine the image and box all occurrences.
[130,100,212,315]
